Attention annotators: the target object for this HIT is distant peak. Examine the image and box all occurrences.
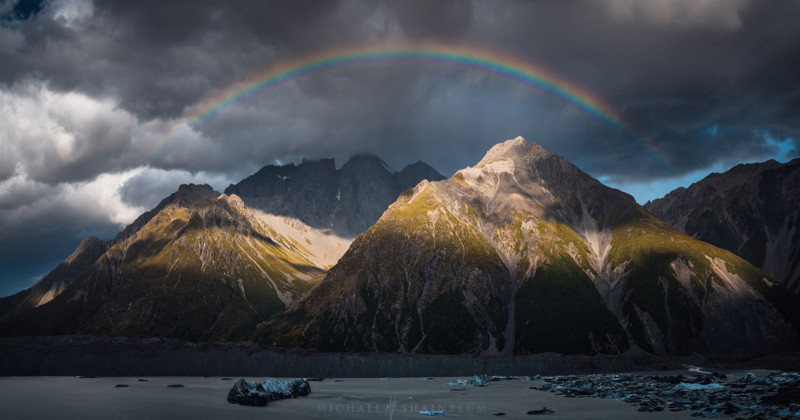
[396,160,445,189]
[476,136,550,168]
[175,183,216,194]
[65,236,107,265]
[341,154,392,173]
[166,184,220,208]
[508,135,527,145]
[399,160,435,171]
[402,160,428,169]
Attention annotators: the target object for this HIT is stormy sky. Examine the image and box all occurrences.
[1,0,799,296]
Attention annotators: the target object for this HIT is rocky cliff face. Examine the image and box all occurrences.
[0,184,348,341]
[645,159,800,293]
[224,155,445,236]
[259,138,800,356]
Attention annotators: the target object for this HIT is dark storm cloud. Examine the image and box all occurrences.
[390,0,473,39]
[1,0,794,183]
[459,0,800,178]
[0,0,478,186]
[0,213,119,297]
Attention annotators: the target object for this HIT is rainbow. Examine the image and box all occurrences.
[143,42,670,168]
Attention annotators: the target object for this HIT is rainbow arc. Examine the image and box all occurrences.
[140,42,670,170]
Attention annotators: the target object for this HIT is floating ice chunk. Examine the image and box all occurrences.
[674,382,724,391]
[446,374,488,387]
[227,378,311,406]
[446,379,470,386]
[736,372,758,383]
[471,374,489,387]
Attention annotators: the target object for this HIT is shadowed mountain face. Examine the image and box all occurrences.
[224,155,445,236]
[0,184,345,341]
[0,185,224,320]
[259,137,800,356]
[645,159,800,293]
[0,236,109,318]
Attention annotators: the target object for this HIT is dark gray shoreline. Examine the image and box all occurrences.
[1,336,797,377]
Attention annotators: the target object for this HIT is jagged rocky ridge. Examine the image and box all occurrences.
[224,154,444,236]
[645,158,800,293]
[258,137,800,356]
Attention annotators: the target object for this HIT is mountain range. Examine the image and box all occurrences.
[645,158,800,293]
[0,156,442,341]
[258,138,799,355]
[1,139,798,357]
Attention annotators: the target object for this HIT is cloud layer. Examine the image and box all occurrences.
[1,0,799,294]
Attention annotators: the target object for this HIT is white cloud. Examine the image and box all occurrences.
[0,169,143,233]
[0,79,241,219]
[62,170,145,227]
[0,164,236,237]
[0,170,59,210]
[0,81,138,183]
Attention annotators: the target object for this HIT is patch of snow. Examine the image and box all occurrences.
[575,201,629,321]
[704,256,750,295]
[237,278,257,313]
[235,241,292,306]
[476,136,527,168]
[35,284,65,307]
[253,211,353,267]
[576,205,613,277]
[670,258,695,290]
